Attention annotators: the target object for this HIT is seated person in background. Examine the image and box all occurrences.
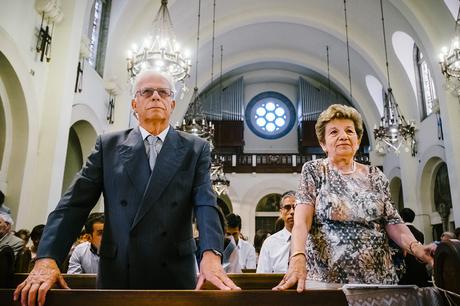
[455,228,460,240]
[253,229,270,262]
[396,208,430,287]
[226,213,256,270]
[0,212,24,257]
[275,105,434,292]
[257,191,295,273]
[195,212,241,273]
[67,213,104,274]
[14,229,30,247]
[29,225,45,260]
[440,231,455,242]
[0,190,11,214]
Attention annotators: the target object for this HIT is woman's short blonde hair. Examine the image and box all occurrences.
[315,104,363,144]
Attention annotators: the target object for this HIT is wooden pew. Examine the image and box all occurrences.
[0,289,348,306]
[9,273,284,290]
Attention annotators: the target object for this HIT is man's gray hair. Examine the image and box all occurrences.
[279,190,296,208]
[133,70,176,94]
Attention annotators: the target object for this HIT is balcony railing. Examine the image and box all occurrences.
[219,153,370,173]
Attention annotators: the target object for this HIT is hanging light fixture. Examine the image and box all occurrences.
[175,0,214,149]
[211,44,230,196]
[373,0,416,156]
[207,0,230,196]
[439,4,460,94]
[126,0,191,88]
[211,155,230,196]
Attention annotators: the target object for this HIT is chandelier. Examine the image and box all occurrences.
[175,0,214,149]
[126,0,191,86]
[210,45,230,196]
[373,0,416,156]
[210,156,230,196]
[177,89,215,150]
[439,4,460,94]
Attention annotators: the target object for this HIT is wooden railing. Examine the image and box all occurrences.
[219,153,370,173]
[1,273,348,306]
[0,288,348,306]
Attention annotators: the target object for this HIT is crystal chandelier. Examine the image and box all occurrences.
[210,156,230,196]
[373,0,416,156]
[439,4,460,94]
[175,0,214,149]
[126,0,191,86]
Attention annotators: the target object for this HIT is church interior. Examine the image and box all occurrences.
[1,0,460,248]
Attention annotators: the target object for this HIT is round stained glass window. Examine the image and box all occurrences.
[245,91,295,139]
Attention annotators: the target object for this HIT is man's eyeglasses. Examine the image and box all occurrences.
[135,87,174,99]
[281,204,294,211]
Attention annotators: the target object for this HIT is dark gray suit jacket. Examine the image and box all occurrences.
[37,127,223,289]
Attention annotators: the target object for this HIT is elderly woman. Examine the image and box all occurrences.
[275,104,434,291]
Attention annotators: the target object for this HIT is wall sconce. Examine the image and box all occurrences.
[104,79,120,125]
[35,0,63,62]
[75,36,90,93]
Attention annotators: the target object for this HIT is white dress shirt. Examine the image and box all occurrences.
[256,228,291,273]
[67,241,99,274]
[236,239,257,269]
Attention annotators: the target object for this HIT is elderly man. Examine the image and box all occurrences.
[0,212,24,257]
[15,70,239,306]
[256,191,295,273]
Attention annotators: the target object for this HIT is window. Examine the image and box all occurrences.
[255,193,281,234]
[414,45,437,117]
[87,0,111,76]
[245,91,295,139]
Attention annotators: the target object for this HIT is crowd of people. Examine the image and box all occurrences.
[0,72,457,305]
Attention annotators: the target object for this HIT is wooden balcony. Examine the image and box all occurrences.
[219,153,370,173]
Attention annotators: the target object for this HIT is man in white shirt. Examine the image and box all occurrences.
[226,213,256,270]
[256,191,295,273]
[68,213,104,274]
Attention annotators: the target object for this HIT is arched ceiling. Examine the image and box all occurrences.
[104,0,450,128]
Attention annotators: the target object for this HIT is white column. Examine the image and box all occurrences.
[17,0,89,228]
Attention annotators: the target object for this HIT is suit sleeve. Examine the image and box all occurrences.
[193,141,224,256]
[37,136,104,266]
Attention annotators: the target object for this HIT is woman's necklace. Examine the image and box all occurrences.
[339,161,356,175]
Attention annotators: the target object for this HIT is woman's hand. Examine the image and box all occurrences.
[273,253,307,293]
[411,242,435,267]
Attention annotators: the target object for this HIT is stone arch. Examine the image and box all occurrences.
[418,145,447,240]
[217,194,233,217]
[389,176,404,212]
[0,51,29,221]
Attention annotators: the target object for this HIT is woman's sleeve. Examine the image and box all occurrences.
[296,161,319,207]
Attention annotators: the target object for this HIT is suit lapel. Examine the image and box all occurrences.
[131,128,186,230]
[118,128,151,194]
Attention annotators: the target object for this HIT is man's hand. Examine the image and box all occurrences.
[273,254,307,293]
[13,258,69,306]
[195,250,241,290]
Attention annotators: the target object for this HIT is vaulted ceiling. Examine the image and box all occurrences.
[104,0,453,131]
